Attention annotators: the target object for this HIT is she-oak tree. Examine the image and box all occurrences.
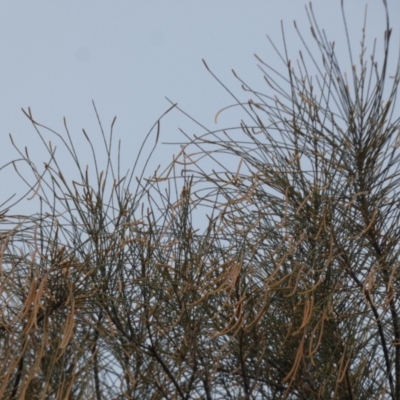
[1,1,400,399]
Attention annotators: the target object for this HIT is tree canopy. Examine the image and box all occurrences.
[1,1,400,399]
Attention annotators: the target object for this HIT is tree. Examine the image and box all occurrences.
[1,1,400,399]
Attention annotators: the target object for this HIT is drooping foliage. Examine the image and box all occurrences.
[1,2,400,399]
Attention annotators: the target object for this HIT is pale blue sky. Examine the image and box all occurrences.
[1,1,399,215]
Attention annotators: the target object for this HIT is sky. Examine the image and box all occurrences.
[1,0,399,218]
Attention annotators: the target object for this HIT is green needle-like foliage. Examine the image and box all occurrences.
[1,2,400,399]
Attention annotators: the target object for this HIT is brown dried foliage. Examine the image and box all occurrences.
[1,1,400,399]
